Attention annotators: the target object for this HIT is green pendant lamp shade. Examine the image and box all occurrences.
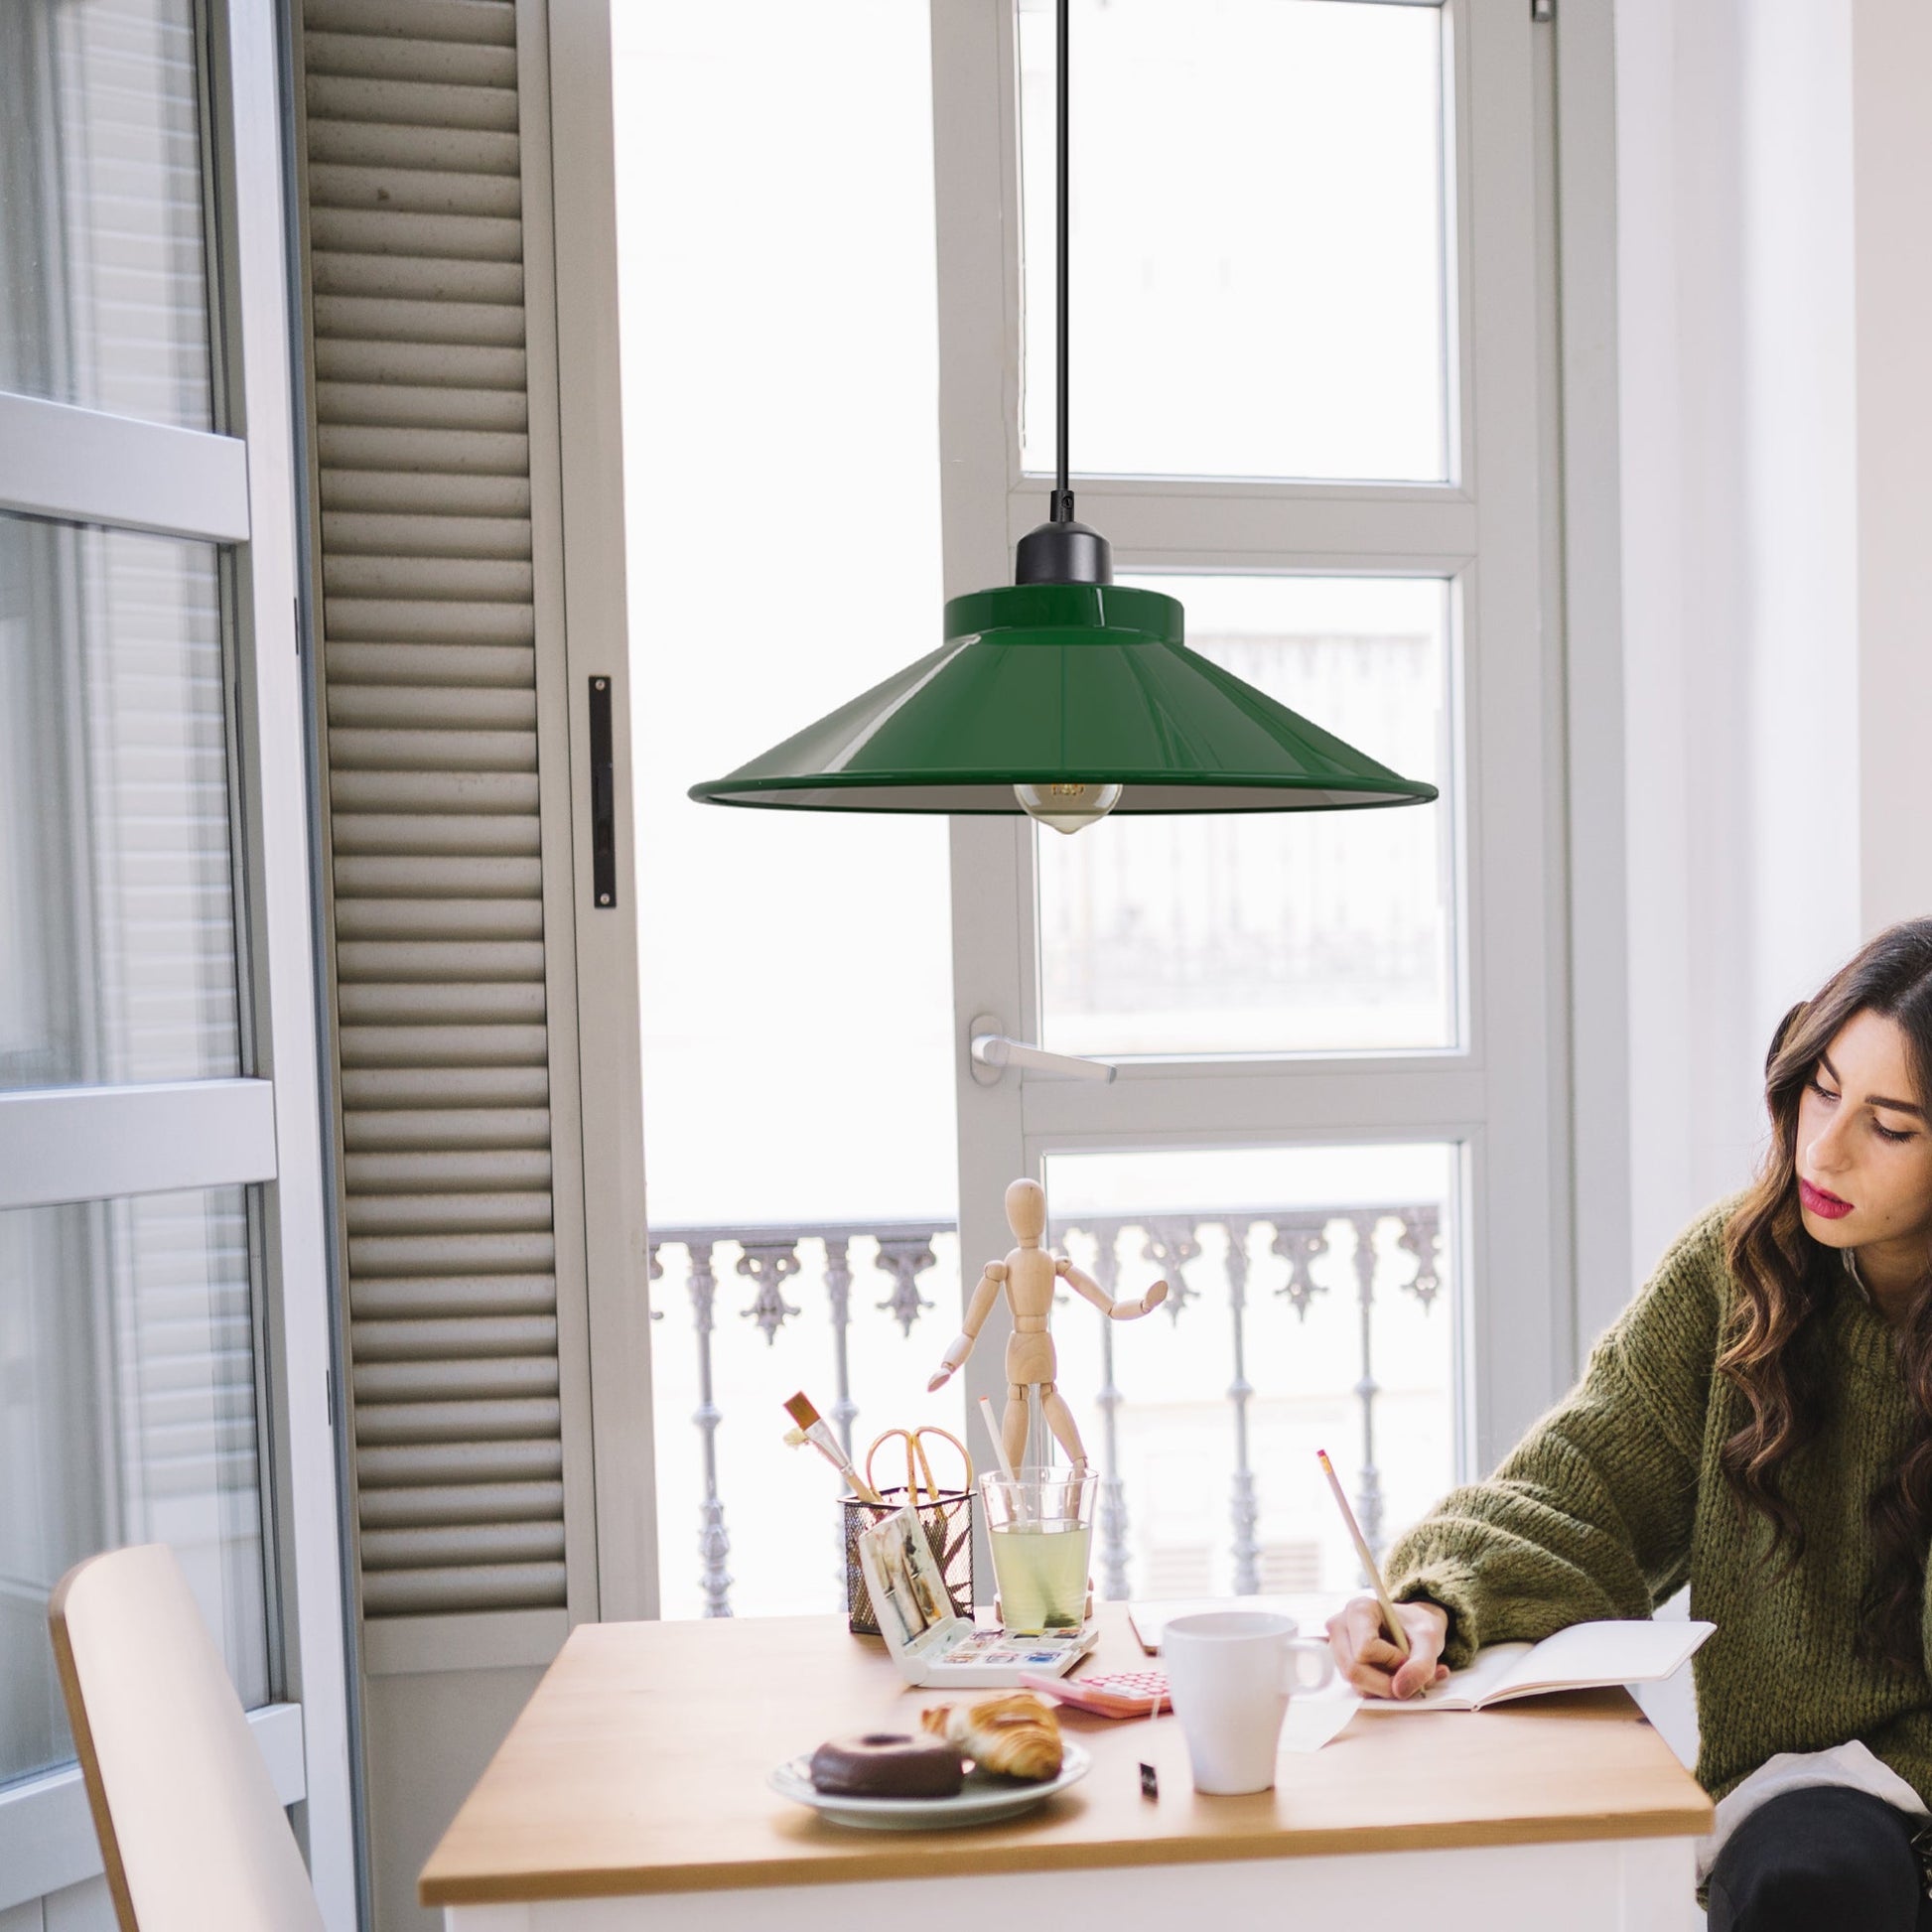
[688,0,1437,834]
[688,581,1437,817]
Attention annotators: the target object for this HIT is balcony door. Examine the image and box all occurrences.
[619,0,1571,1619]
[935,0,1567,1600]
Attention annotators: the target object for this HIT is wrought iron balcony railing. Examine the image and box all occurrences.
[648,1203,1443,1618]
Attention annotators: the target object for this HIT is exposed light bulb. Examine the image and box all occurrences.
[1014,780,1124,836]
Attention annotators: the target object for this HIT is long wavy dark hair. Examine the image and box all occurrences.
[1720,918,1932,1674]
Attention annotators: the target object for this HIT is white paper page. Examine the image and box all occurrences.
[1482,1617,1713,1703]
[1353,1641,1535,1712]
[1282,1683,1362,1752]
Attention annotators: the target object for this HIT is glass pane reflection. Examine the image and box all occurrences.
[0,0,216,430]
[1018,0,1449,483]
[0,513,242,1090]
[0,1188,268,1787]
[1036,575,1455,1058]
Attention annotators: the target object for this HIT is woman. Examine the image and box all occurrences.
[1327,920,1932,1929]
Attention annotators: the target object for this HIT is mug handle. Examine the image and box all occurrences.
[1282,1636,1335,1695]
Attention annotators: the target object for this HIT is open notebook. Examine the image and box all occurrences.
[1356,1616,1716,1712]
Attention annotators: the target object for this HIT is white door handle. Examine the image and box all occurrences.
[968,1015,1117,1085]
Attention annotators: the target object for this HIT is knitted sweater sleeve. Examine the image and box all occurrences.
[1384,1205,1728,1670]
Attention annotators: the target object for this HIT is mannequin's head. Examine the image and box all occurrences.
[1005,1177,1046,1244]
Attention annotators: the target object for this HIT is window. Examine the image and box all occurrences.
[621,0,1564,1619]
[0,0,351,1915]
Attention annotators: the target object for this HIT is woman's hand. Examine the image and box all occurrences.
[1325,1595,1451,1700]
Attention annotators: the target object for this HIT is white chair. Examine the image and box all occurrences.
[49,1543,326,1932]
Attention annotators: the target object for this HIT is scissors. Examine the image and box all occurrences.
[863,1426,974,1508]
[863,1427,976,1615]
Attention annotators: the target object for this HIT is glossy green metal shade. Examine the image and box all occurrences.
[689,582,1439,815]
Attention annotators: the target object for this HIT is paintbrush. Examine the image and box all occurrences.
[782,1391,886,1504]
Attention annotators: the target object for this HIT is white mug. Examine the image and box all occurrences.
[1162,1610,1336,1795]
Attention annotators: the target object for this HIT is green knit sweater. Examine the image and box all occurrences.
[1386,1198,1932,1803]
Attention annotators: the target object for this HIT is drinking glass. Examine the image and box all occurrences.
[979,1471,1096,1634]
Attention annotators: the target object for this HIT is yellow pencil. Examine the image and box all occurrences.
[1315,1449,1412,1662]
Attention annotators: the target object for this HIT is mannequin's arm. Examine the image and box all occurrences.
[927,1263,1007,1390]
[1055,1255,1169,1319]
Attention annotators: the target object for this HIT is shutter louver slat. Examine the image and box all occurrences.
[305,75,519,135]
[344,1194,554,1240]
[348,1272,556,1314]
[303,0,569,1620]
[334,942,546,983]
[351,1355,559,1402]
[315,295,526,349]
[355,1397,559,1444]
[317,382,530,434]
[306,0,516,46]
[357,1441,560,1485]
[310,251,524,305]
[337,983,548,1025]
[321,512,533,558]
[358,1481,564,1525]
[348,1312,558,1356]
[310,207,523,262]
[303,32,517,89]
[344,1116,551,1159]
[340,1068,550,1108]
[318,422,531,475]
[328,729,538,773]
[316,341,529,389]
[359,1563,566,1616]
[333,813,542,856]
[359,1523,565,1568]
[307,163,523,219]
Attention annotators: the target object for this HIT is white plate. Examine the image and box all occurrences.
[768,1738,1091,1831]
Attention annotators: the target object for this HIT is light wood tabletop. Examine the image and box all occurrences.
[420,1606,1714,1908]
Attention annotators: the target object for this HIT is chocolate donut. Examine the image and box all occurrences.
[808,1730,965,1798]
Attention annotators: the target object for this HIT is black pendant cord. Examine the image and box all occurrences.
[1014,0,1108,585]
[1052,0,1072,524]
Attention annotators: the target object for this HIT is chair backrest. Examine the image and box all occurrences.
[48,1544,327,1932]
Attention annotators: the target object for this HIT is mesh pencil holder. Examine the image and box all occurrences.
[842,1486,975,1635]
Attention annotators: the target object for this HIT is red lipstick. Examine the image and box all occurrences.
[1800,1178,1854,1220]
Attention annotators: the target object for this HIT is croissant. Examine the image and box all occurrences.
[919,1691,1063,1781]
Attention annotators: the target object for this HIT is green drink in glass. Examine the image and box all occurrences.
[981,1471,1096,1634]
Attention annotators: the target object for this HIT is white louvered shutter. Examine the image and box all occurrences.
[299,0,571,1620]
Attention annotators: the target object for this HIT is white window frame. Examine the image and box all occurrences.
[0,0,354,1922]
[932,0,1574,1483]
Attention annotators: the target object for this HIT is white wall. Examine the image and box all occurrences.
[1853,0,1932,934]
[1612,0,1862,1284]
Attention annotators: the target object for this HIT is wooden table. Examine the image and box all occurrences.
[421,1608,1715,1931]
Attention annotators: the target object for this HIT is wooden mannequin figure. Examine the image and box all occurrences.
[927,1177,1168,1476]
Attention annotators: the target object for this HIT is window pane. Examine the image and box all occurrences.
[1037,576,1454,1057]
[1018,0,1449,483]
[0,0,215,430]
[0,1186,269,1787]
[0,513,242,1090]
[613,3,960,1616]
[1040,1144,1456,1600]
